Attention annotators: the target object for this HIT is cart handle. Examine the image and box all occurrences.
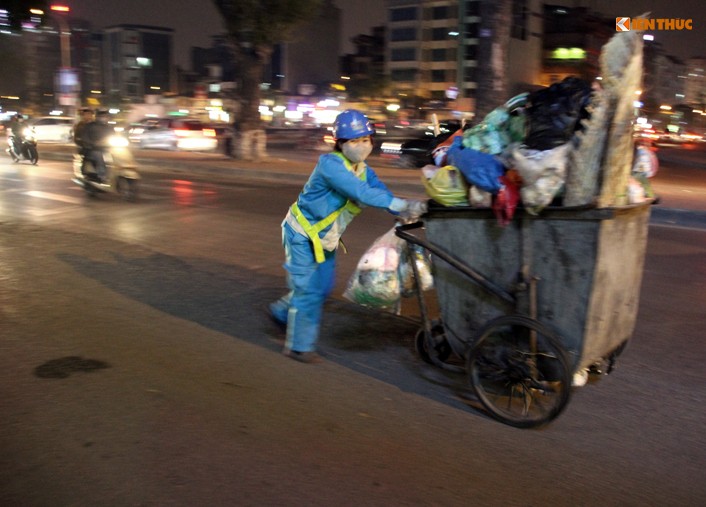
[395,222,516,305]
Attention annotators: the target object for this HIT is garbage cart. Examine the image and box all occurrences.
[395,200,652,428]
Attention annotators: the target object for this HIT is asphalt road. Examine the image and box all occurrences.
[1,144,705,506]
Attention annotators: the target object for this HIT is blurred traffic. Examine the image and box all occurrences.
[127,117,218,151]
[27,116,74,143]
[3,108,704,171]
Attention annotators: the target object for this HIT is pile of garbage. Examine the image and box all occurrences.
[422,28,657,224]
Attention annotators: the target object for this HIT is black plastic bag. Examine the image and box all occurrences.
[524,77,593,150]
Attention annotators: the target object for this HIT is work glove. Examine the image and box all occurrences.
[389,197,408,213]
[398,199,428,223]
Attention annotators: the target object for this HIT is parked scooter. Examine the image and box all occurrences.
[6,127,39,165]
[72,134,139,200]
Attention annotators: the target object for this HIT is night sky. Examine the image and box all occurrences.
[64,0,703,70]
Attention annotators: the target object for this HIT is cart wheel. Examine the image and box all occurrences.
[466,315,571,429]
[415,320,452,364]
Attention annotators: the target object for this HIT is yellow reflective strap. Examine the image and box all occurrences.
[345,201,360,214]
[290,153,368,263]
[291,203,330,263]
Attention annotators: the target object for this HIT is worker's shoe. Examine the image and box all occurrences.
[282,349,323,364]
[266,306,287,333]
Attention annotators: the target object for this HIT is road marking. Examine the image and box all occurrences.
[23,190,84,205]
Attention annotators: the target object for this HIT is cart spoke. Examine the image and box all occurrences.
[467,315,571,428]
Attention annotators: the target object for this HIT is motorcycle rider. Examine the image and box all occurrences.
[83,109,114,182]
[7,113,25,157]
[73,107,94,174]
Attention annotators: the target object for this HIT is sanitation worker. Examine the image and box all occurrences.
[270,109,425,363]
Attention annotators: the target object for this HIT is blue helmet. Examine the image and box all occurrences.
[333,109,374,140]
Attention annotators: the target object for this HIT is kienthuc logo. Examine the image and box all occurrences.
[616,17,693,32]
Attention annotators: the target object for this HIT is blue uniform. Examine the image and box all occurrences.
[271,152,397,353]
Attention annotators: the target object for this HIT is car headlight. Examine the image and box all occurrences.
[108,135,129,148]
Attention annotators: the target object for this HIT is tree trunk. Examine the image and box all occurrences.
[233,45,271,161]
[474,0,512,121]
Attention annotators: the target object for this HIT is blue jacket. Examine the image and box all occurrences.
[286,153,395,252]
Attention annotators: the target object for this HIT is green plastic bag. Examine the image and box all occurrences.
[421,165,469,206]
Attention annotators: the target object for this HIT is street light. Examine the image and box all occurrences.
[50,5,71,69]
[49,5,80,116]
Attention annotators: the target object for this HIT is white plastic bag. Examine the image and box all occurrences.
[511,143,570,214]
[344,228,404,313]
[344,227,434,314]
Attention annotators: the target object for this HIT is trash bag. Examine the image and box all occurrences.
[399,243,434,297]
[344,227,434,313]
[492,173,521,226]
[511,143,570,214]
[421,164,469,206]
[469,186,492,207]
[431,129,464,166]
[344,228,404,314]
[524,77,593,150]
[461,95,527,155]
[447,136,505,194]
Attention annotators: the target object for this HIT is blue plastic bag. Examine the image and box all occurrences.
[446,137,505,194]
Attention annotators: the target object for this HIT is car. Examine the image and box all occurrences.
[203,122,235,155]
[379,119,463,168]
[128,117,218,151]
[28,116,74,143]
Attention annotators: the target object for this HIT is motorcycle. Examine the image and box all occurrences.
[6,127,39,165]
[72,134,139,201]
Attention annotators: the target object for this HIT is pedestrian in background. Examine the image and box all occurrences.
[270,109,425,363]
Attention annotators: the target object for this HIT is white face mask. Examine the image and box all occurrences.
[342,139,373,164]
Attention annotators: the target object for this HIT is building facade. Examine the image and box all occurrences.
[340,25,387,100]
[384,0,543,114]
[540,4,612,86]
[102,25,175,103]
[684,57,706,106]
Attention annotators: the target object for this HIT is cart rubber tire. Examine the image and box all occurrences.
[415,320,452,364]
[466,315,571,429]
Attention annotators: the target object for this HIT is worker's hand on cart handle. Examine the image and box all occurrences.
[389,197,409,213]
[397,199,428,223]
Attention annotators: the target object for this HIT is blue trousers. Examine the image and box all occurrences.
[270,223,336,353]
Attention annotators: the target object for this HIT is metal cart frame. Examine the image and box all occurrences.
[396,201,652,428]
